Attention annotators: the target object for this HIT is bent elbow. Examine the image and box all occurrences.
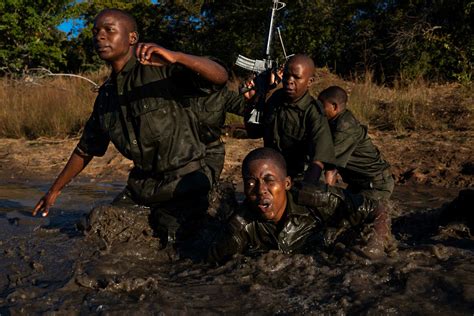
[215,70,229,85]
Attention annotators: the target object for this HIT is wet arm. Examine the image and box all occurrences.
[32,151,92,217]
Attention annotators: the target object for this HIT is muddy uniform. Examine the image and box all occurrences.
[185,86,246,184]
[208,183,379,263]
[77,55,215,243]
[251,90,336,179]
[329,109,394,200]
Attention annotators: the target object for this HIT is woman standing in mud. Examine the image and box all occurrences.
[32,8,228,244]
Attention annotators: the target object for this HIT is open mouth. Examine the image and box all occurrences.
[257,200,272,212]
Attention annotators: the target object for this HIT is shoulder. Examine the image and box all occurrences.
[267,88,286,105]
[97,76,113,92]
[292,93,325,116]
[227,202,258,232]
[309,97,325,115]
[334,109,360,132]
[286,191,319,219]
[94,78,114,106]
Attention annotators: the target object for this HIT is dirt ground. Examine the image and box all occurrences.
[0,130,472,189]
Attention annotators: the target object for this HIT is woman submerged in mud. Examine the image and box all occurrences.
[206,147,395,264]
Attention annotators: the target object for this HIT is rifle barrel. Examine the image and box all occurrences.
[264,1,286,61]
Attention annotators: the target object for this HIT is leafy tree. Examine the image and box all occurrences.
[64,0,205,72]
[1,0,471,83]
[0,0,71,73]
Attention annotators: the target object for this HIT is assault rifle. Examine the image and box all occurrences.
[235,0,290,125]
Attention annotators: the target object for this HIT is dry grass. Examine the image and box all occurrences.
[0,67,472,139]
[312,69,473,132]
[0,68,109,139]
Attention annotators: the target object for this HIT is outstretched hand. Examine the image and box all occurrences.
[136,43,178,66]
[32,191,59,217]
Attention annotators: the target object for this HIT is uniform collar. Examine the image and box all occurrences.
[283,91,313,111]
[111,55,137,89]
[113,54,137,78]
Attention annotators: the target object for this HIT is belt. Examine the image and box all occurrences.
[161,159,205,179]
[206,138,223,148]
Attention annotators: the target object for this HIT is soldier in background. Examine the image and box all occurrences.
[245,54,336,184]
[318,85,395,256]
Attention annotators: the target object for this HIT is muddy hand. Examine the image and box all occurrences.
[136,43,177,66]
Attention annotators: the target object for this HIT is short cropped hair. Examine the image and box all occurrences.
[242,147,287,178]
[287,54,315,74]
[96,8,138,33]
[318,86,348,108]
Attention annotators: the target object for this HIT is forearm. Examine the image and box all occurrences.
[49,151,92,194]
[174,52,228,85]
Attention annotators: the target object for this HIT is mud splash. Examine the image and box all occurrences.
[1,181,473,314]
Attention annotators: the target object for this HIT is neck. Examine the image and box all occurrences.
[110,50,134,74]
[273,198,288,223]
[285,91,308,104]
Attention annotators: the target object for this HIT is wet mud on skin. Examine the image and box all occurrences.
[1,180,474,314]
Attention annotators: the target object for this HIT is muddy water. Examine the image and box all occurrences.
[1,181,473,314]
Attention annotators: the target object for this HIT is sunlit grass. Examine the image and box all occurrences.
[311,70,473,132]
[0,67,472,139]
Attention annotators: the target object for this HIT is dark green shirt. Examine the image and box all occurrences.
[77,56,208,174]
[329,109,390,180]
[185,86,246,145]
[208,192,322,263]
[262,90,336,177]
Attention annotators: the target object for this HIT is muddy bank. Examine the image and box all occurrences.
[0,130,472,188]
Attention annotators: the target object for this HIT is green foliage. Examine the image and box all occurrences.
[0,0,71,73]
[0,0,472,83]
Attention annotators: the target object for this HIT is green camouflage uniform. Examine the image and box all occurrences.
[252,90,336,179]
[208,183,379,263]
[77,55,218,244]
[329,109,394,200]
